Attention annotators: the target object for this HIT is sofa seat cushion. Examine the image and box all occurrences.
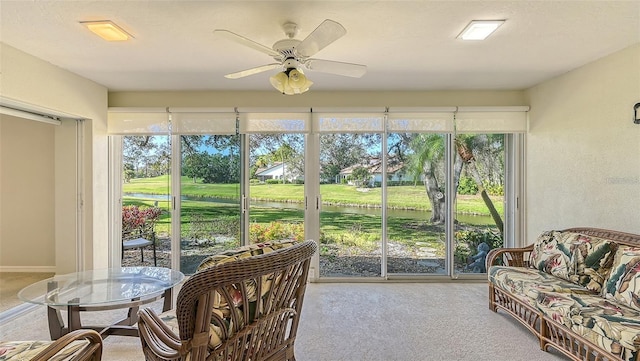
[491,265,640,359]
[536,291,640,359]
[603,246,640,311]
[489,266,596,308]
[0,339,88,360]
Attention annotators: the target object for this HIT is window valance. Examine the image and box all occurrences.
[108,106,529,135]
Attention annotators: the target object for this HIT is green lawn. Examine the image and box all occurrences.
[123,176,501,259]
[124,176,503,216]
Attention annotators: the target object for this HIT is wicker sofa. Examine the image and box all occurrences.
[487,227,640,361]
[0,329,102,360]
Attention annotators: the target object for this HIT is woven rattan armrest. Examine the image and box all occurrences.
[32,329,103,361]
[138,308,184,360]
[486,244,534,268]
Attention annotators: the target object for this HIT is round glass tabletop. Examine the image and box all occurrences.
[18,267,185,306]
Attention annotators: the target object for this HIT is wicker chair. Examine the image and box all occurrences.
[0,329,102,361]
[137,240,317,361]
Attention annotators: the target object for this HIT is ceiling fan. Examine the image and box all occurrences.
[214,19,367,95]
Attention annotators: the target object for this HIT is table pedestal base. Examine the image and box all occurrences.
[47,288,173,340]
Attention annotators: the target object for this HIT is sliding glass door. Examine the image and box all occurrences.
[178,134,241,274]
[385,132,448,275]
[110,107,525,279]
[121,135,172,268]
[318,133,383,277]
[248,133,305,245]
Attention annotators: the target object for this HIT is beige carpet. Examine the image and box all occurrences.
[0,282,564,361]
[0,272,54,313]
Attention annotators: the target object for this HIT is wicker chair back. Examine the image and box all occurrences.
[138,240,317,361]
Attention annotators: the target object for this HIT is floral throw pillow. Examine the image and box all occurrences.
[529,230,574,281]
[566,233,617,293]
[602,246,640,311]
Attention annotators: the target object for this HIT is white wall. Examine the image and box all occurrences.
[0,116,56,271]
[525,44,640,241]
[0,43,109,273]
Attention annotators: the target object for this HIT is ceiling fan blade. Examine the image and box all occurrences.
[224,63,282,79]
[214,29,281,58]
[304,59,367,78]
[295,19,346,58]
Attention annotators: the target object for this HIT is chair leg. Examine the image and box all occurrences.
[140,247,145,262]
[152,244,157,267]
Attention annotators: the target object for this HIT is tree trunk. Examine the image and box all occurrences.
[468,162,504,233]
[455,137,504,234]
[423,161,445,224]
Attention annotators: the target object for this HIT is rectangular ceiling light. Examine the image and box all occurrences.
[457,20,505,40]
[81,20,132,41]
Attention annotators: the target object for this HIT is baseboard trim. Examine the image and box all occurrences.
[0,266,56,273]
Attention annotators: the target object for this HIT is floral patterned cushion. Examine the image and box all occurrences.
[186,240,299,350]
[489,266,595,308]
[565,233,618,293]
[490,265,640,360]
[0,339,87,360]
[603,246,640,311]
[536,291,640,360]
[528,230,576,281]
[528,231,617,293]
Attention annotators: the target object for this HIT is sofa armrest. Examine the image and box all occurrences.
[486,244,534,269]
[32,329,102,361]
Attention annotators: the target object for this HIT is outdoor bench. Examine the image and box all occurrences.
[487,227,640,361]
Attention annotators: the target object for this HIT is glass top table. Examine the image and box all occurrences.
[19,267,184,307]
[18,267,184,340]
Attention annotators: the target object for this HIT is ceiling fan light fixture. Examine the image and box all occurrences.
[457,20,505,40]
[270,68,313,95]
[288,69,312,90]
[269,71,289,94]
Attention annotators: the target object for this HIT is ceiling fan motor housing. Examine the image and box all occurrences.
[272,39,302,61]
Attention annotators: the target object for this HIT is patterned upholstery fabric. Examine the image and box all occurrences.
[528,231,617,293]
[603,246,640,311]
[491,257,640,360]
[0,339,87,361]
[528,230,575,281]
[161,240,299,351]
[566,233,618,293]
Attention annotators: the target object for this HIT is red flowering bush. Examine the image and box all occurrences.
[122,205,162,232]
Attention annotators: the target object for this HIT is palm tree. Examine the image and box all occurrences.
[454,134,504,233]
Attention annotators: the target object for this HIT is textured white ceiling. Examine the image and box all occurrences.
[1,1,638,92]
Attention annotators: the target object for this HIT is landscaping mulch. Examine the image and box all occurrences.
[122,237,451,276]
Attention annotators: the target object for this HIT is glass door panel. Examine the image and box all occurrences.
[121,135,172,268]
[248,134,305,245]
[385,133,448,275]
[453,133,506,275]
[319,133,382,278]
[179,135,241,274]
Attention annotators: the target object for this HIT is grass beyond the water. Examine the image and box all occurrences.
[124,175,502,216]
[123,176,502,258]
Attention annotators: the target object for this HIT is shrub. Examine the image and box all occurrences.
[457,177,478,195]
[122,205,162,232]
[249,221,304,243]
[454,228,503,264]
[484,183,504,196]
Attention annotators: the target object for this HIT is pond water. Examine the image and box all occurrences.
[125,193,494,226]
